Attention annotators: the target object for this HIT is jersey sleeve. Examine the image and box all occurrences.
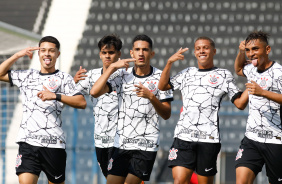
[170,68,188,90]
[223,70,241,102]
[8,69,31,87]
[107,69,122,93]
[62,74,82,96]
[76,71,91,95]
[159,88,173,102]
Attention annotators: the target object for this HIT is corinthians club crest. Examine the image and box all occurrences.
[147,81,157,92]
[44,77,61,92]
[208,75,219,84]
[259,77,268,89]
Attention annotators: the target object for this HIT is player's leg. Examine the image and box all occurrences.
[127,150,157,183]
[106,174,126,184]
[16,143,41,184]
[263,143,282,184]
[235,137,264,184]
[168,138,197,184]
[107,148,130,184]
[96,147,114,177]
[235,167,255,184]
[124,173,143,184]
[172,166,194,184]
[18,173,39,184]
[196,142,221,184]
[39,147,67,184]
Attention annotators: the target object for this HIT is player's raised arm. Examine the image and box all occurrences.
[234,41,247,77]
[158,48,188,91]
[0,47,39,82]
[90,58,135,98]
[74,66,87,83]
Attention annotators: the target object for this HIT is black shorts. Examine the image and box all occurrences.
[235,136,282,184]
[16,142,66,183]
[107,148,157,181]
[167,138,221,176]
[95,147,114,177]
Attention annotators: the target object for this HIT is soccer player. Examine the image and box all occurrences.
[90,34,173,184]
[234,31,282,184]
[158,37,248,184]
[0,36,86,184]
[74,34,121,177]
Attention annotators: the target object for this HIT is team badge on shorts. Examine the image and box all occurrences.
[107,158,113,171]
[15,154,22,168]
[168,148,178,160]
[235,149,244,160]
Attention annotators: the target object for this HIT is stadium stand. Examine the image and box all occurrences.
[1,0,282,183]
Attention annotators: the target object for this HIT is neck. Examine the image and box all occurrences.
[40,67,56,74]
[134,65,151,76]
[258,59,272,71]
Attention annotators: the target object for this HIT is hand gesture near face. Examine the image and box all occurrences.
[168,47,189,64]
[74,66,87,83]
[15,47,40,59]
[112,58,136,70]
[37,86,56,101]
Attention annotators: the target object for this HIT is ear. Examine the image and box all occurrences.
[130,50,133,58]
[213,48,216,54]
[118,51,121,58]
[150,51,155,58]
[57,51,60,58]
[266,45,271,55]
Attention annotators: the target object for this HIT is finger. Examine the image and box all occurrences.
[43,86,49,91]
[179,48,189,54]
[80,66,82,70]
[29,47,40,51]
[123,58,136,63]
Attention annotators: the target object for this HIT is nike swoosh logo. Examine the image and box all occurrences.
[205,168,213,172]
[278,178,282,181]
[55,174,63,180]
[143,173,148,176]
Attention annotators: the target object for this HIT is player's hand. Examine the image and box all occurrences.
[14,47,40,59]
[74,66,87,83]
[37,86,56,101]
[239,40,246,54]
[167,47,189,64]
[133,82,153,99]
[246,80,263,96]
[111,58,136,70]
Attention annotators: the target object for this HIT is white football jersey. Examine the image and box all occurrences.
[108,66,173,151]
[170,67,241,143]
[243,62,282,144]
[76,68,118,148]
[9,69,81,149]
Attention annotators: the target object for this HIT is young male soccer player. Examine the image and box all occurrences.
[158,37,248,184]
[74,34,121,177]
[234,31,282,184]
[0,36,86,184]
[91,34,173,184]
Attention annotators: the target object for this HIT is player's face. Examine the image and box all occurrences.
[194,39,216,69]
[245,39,271,69]
[38,42,60,73]
[99,45,121,69]
[130,41,155,68]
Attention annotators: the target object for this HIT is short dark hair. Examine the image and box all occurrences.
[195,36,215,48]
[245,30,269,45]
[132,34,153,49]
[39,36,60,50]
[98,34,122,51]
